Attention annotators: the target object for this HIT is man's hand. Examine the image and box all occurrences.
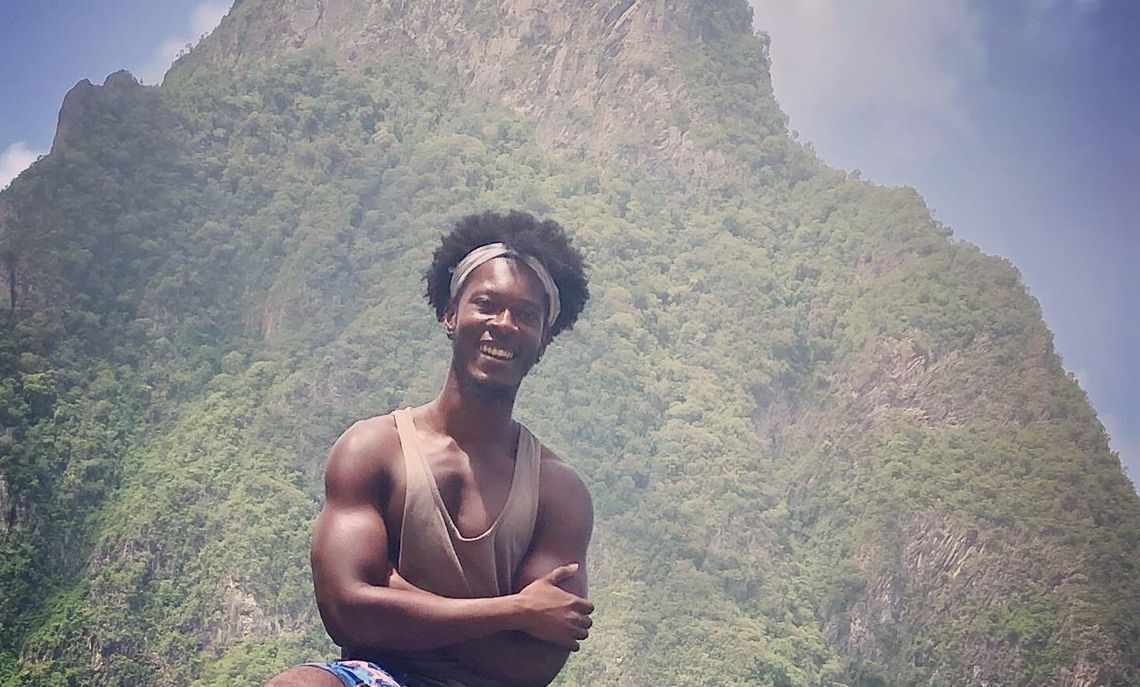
[386,563,593,651]
[515,563,594,651]
[445,457,594,687]
[385,568,424,594]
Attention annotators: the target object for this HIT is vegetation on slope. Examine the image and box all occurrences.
[0,2,1136,686]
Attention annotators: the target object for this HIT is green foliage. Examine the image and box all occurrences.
[0,4,1136,686]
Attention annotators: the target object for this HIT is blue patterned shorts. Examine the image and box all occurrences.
[306,660,422,687]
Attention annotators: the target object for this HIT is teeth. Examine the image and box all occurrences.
[480,344,515,360]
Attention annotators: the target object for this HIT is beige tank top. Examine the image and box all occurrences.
[376,409,541,686]
[394,407,541,599]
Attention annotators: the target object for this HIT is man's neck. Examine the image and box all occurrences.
[425,369,517,444]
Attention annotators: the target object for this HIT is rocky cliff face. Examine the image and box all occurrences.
[191,0,774,173]
[52,71,142,154]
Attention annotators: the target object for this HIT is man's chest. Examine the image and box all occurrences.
[384,442,519,543]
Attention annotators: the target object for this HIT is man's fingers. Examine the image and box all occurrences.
[544,562,579,584]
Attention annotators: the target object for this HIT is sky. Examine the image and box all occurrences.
[0,0,1136,490]
[748,0,1139,490]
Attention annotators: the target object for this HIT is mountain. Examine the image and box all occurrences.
[1,1,1137,685]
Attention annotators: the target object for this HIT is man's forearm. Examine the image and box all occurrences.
[325,584,523,652]
[448,632,570,687]
[379,569,579,685]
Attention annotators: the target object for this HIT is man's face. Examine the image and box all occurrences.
[445,257,551,399]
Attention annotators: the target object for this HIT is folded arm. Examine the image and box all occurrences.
[310,420,592,655]
[446,456,595,686]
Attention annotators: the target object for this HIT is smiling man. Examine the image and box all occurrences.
[265,211,593,687]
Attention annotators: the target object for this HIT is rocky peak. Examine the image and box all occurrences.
[189,0,775,172]
[52,70,142,154]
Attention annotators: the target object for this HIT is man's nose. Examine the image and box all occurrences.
[490,308,519,332]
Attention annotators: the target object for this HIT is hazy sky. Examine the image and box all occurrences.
[748,0,1138,490]
[1,0,1136,489]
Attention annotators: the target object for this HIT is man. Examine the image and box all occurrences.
[266,211,594,687]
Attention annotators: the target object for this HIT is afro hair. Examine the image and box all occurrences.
[425,210,589,337]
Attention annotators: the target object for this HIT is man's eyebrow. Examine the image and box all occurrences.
[468,284,545,308]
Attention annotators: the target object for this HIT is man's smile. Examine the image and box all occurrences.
[479,342,516,361]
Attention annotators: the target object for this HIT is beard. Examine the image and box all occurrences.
[453,360,522,404]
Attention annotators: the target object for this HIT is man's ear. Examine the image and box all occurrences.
[536,328,553,362]
[443,302,457,339]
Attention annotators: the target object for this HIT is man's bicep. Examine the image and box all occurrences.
[514,461,594,596]
[311,501,391,591]
[311,422,396,640]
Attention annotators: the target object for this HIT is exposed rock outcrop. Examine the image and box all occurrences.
[52,71,142,155]
[192,0,774,174]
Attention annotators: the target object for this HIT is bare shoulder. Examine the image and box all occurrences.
[536,444,593,527]
[323,413,402,504]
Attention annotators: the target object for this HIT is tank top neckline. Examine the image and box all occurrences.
[396,408,528,543]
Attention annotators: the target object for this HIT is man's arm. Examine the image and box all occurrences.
[311,419,592,653]
[445,455,595,687]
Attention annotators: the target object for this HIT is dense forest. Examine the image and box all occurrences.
[1,1,1137,685]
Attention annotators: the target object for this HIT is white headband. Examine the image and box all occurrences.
[449,243,561,328]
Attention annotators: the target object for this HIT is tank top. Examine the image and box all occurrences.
[378,408,542,686]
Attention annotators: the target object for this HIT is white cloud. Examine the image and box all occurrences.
[137,2,232,85]
[191,3,230,36]
[744,1,1137,495]
[748,0,988,172]
[0,142,46,190]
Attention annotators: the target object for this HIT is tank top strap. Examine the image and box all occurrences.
[494,422,541,588]
[393,408,472,597]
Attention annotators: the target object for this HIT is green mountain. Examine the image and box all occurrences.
[1,1,1137,685]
